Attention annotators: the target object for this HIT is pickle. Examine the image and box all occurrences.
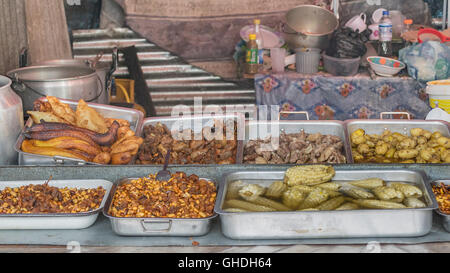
[340,186,375,199]
[238,184,266,202]
[335,202,360,211]
[298,188,329,210]
[314,182,341,191]
[403,197,426,208]
[348,178,385,189]
[223,208,249,213]
[224,200,276,212]
[316,196,346,211]
[372,186,405,203]
[390,182,423,198]
[250,196,291,211]
[351,199,407,209]
[226,180,247,200]
[265,181,287,199]
[282,188,306,210]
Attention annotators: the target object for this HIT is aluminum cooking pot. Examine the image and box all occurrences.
[283,5,338,50]
[7,65,100,113]
[37,59,113,105]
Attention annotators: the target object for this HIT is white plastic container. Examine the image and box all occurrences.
[426,80,450,113]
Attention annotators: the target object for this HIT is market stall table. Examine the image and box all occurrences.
[0,165,448,253]
[255,71,432,120]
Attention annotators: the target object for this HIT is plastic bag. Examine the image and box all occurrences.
[399,41,450,82]
[326,27,371,58]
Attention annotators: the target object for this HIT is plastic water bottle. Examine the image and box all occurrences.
[402,19,413,47]
[253,19,264,66]
[378,11,393,57]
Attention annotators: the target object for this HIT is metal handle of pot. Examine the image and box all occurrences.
[85,73,105,103]
[10,73,104,103]
[281,23,297,34]
[105,48,119,95]
[9,73,48,98]
[279,111,310,121]
[380,112,411,120]
[140,219,173,233]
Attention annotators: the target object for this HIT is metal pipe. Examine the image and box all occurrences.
[443,0,447,30]
[447,0,450,29]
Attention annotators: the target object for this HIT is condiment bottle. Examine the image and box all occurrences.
[245,34,259,75]
[253,19,264,66]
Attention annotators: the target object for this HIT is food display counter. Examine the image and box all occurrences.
[0,96,448,252]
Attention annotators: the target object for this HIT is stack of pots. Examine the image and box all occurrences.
[282,5,338,74]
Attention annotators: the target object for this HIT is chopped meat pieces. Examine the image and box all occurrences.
[244,131,347,164]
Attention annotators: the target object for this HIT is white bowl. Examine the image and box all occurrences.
[367,56,405,77]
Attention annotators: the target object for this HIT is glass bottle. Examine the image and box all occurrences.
[245,34,259,75]
[253,19,264,67]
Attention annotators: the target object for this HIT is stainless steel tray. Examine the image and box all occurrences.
[216,169,438,239]
[430,180,450,233]
[244,120,353,164]
[15,97,144,165]
[0,179,113,230]
[103,177,219,236]
[345,119,450,163]
[137,113,245,164]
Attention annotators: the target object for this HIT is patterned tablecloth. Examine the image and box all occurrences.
[255,71,432,120]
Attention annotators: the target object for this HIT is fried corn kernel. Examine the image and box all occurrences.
[0,184,105,214]
[432,183,450,214]
[109,172,217,218]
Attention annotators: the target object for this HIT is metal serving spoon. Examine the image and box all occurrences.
[156,148,172,181]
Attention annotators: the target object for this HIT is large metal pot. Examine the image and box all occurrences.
[38,59,113,105]
[283,5,338,50]
[7,65,100,112]
[0,76,24,165]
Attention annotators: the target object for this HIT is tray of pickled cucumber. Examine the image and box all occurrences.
[215,165,438,239]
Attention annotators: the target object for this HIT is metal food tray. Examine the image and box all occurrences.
[216,169,438,239]
[0,179,113,230]
[243,120,353,164]
[345,119,450,163]
[137,113,245,164]
[430,180,450,233]
[15,97,144,165]
[103,177,218,236]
